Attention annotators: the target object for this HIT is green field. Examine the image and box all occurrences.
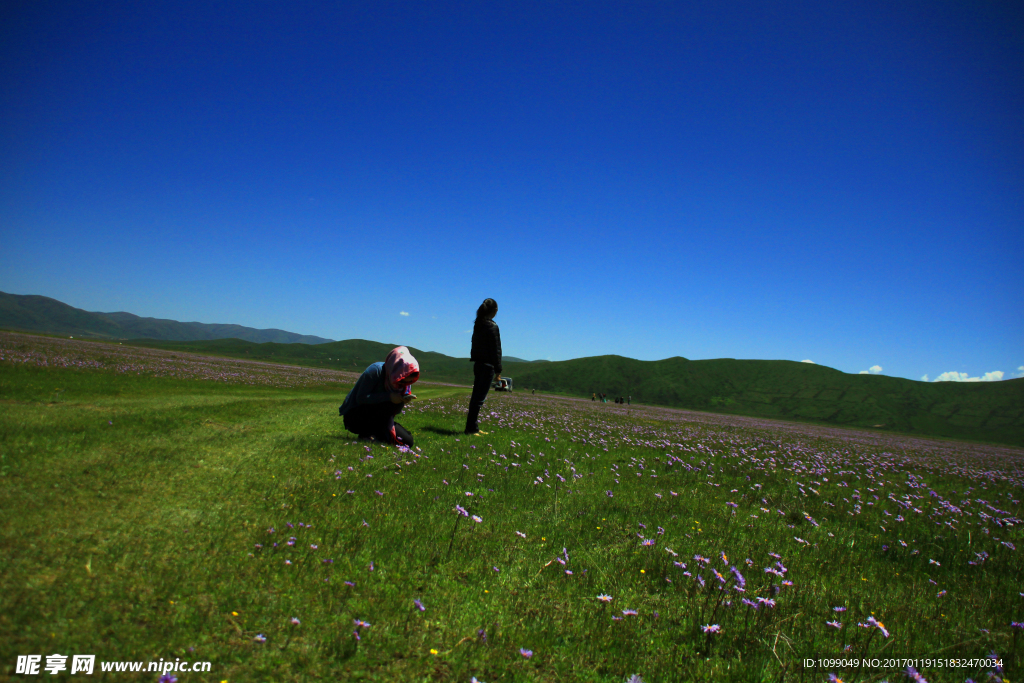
[121,337,1024,449]
[5,291,1023,448]
[2,333,1022,682]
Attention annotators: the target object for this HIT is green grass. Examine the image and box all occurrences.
[1,342,1023,682]
[121,337,1024,448]
[6,292,1023,446]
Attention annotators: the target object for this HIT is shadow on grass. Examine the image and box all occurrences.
[421,426,464,437]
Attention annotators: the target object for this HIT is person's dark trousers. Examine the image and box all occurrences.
[465,362,494,433]
[343,402,414,447]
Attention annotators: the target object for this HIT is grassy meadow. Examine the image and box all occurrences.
[122,337,1024,449]
[1,332,1022,682]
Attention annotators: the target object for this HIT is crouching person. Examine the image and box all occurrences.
[339,346,419,447]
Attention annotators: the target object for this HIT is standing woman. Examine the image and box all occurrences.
[465,298,502,436]
[339,346,419,447]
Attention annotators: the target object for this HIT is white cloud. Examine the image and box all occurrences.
[933,371,968,382]
[801,359,815,364]
[931,370,1004,382]
[399,311,409,317]
[859,370,869,374]
[920,374,929,382]
[1015,365,1024,379]
[859,365,883,375]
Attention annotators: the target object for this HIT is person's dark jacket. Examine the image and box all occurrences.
[471,318,502,375]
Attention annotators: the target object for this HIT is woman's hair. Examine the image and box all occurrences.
[476,298,498,321]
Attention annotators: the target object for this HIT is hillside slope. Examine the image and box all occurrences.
[509,355,1024,446]
[123,338,1024,447]
[0,292,333,344]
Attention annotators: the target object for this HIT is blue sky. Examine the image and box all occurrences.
[2,1,1021,382]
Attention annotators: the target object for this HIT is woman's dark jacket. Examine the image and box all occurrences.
[471,318,502,375]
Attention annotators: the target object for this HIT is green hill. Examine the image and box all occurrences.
[122,337,1024,447]
[508,355,1024,446]
[0,291,333,344]
[5,291,1019,446]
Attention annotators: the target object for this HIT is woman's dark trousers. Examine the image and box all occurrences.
[465,362,494,433]
[343,402,414,447]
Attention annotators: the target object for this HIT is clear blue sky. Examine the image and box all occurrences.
[2,1,1021,382]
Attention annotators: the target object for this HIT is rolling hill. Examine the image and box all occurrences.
[123,337,1024,448]
[0,291,333,344]
[4,292,1021,446]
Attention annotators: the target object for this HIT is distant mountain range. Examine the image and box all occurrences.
[0,291,333,345]
[3,291,1022,446]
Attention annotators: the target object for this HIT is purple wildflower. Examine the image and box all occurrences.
[730,566,746,588]
[519,648,533,658]
[905,666,927,683]
[859,616,890,638]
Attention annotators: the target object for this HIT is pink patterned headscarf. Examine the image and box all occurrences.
[383,346,419,394]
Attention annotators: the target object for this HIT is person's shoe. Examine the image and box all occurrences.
[465,430,489,436]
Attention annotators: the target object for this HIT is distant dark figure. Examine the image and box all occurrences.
[532,389,535,395]
[627,396,631,406]
[465,298,502,436]
[619,396,624,404]
[592,393,596,401]
[339,346,419,447]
